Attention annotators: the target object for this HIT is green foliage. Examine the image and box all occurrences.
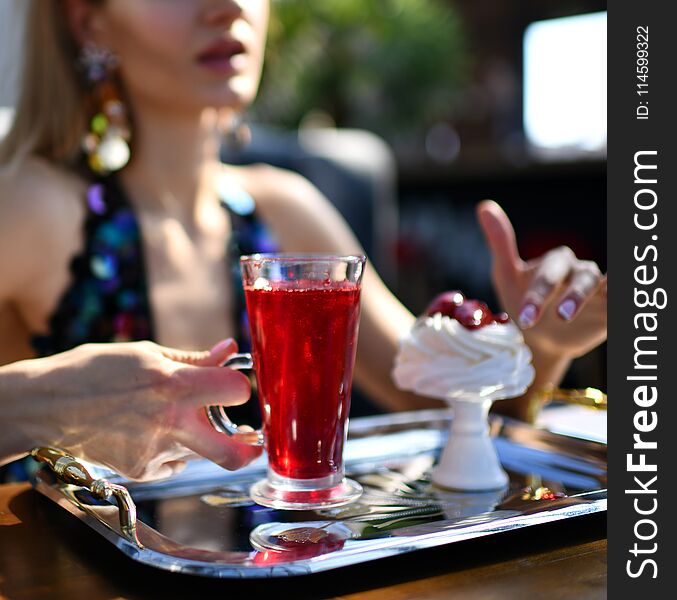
[254,0,467,140]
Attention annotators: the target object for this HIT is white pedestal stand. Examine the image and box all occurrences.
[432,398,509,492]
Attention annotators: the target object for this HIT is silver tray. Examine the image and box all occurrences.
[33,409,607,578]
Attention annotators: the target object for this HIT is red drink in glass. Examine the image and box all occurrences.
[208,254,366,510]
[244,281,361,480]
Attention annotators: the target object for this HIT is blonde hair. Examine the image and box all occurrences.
[0,0,91,170]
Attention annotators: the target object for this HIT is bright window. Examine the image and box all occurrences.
[523,12,607,158]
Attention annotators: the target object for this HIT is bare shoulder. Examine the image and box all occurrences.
[0,157,86,287]
[226,163,361,253]
[0,157,85,234]
[226,163,320,213]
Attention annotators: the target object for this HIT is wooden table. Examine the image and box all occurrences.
[0,482,606,600]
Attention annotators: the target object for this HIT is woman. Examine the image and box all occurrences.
[0,0,606,437]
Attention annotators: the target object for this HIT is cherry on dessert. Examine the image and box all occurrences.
[424,291,465,318]
[453,299,494,329]
[425,291,513,330]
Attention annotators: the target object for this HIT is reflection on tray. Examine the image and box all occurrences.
[34,410,607,578]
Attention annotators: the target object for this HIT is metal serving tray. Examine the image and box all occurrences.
[33,409,607,578]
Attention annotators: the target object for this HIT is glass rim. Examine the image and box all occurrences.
[240,253,366,264]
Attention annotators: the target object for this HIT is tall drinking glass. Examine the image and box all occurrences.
[207,254,366,510]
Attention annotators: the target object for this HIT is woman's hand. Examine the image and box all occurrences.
[1,340,262,480]
[477,200,607,361]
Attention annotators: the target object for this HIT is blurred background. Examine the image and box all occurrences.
[0,0,606,395]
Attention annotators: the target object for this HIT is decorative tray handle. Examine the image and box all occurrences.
[30,447,141,547]
[536,387,607,410]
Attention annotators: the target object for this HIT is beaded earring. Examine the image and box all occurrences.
[79,43,131,175]
[223,112,252,151]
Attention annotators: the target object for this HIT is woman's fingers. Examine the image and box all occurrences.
[156,338,238,367]
[172,365,251,409]
[556,262,604,322]
[131,460,188,482]
[519,246,575,328]
[198,339,240,366]
[181,414,262,470]
[120,444,194,481]
[152,460,188,480]
[476,200,523,278]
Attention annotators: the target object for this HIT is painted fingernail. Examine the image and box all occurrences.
[558,298,577,321]
[210,338,236,355]
[518,303,538,328]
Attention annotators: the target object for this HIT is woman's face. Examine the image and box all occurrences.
[85,0,269,115]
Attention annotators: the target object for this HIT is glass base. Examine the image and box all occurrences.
[249,476,363,510]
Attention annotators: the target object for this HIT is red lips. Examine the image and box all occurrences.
[196,38,246,73]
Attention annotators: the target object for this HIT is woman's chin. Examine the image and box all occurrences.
[194,83,256,113]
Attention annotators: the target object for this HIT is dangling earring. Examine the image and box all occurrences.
[223,112,252,151]
[79,43,131,175]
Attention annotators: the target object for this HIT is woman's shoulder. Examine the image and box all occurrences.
[223,163,361,254]
[0,157,86,270]
[0,157,86,219]
[0,156,86,227]
[225,162,320,212]
[227,163,330,220]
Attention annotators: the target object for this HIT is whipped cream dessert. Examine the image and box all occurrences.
[392,292,535,402]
